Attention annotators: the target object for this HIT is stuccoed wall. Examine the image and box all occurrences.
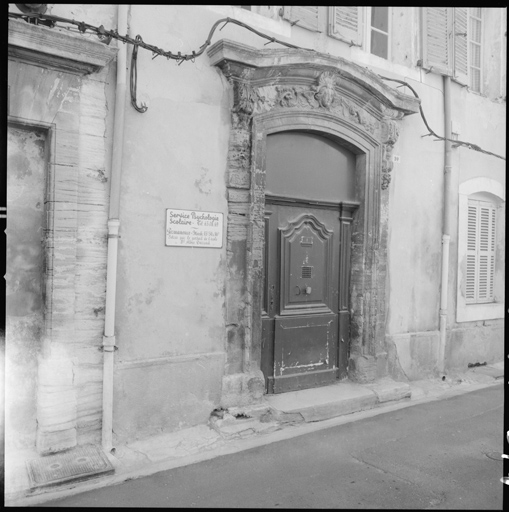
[385,69,505,377]
[446,78,506,369]
[385,71,446,380]
[111,5,233,441]
[481,8,507,101]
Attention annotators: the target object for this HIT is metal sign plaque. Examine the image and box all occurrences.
[165,208,223,248]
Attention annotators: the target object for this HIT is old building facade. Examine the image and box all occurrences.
[5,4,506,492]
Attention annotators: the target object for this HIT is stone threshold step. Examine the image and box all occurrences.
[263,378,411,423]
[211,378,412,438]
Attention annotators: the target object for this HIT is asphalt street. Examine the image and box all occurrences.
[39,383,505,509]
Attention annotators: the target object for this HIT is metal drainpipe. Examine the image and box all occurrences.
[438,75,452,375]
[102,4,128,453]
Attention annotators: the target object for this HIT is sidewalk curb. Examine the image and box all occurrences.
[5,366,504,507]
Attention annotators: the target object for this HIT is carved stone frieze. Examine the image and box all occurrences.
[234,83,261,116]
[315,71,340,108]
[380,103,405,121]
[381,119,400,145]
[381,144,394,190]
[380,119,400,190]
[233,71,379,136]
[230,73,403,191]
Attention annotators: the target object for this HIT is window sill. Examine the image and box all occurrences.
[467,89,486,98]
[456,302,504,323]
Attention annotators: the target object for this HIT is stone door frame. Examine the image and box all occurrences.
[254,113,377,387]
[208,40,420,406]
[8,18,117,454]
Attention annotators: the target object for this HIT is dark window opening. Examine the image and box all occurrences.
[370,7,389,59]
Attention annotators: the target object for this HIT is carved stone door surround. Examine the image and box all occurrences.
[208,40,420,406]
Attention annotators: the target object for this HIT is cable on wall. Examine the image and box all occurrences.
[130,35,148,113]
[8,11,314,61]
[379,75,506,161]
[8,10,506,162]
[8,10,315,115]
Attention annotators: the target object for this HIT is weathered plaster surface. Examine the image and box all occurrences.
[386,82,444,337]
[5,126,46,450]
[8,12,116,453]
[386,66,505,374]
[447,325,504,369]
[113,355,224,443]
[47,3,117,28]
[387,332,440,381]
[110,6,230,437]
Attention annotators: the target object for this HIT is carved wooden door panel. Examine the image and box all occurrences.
[262,200,346,394]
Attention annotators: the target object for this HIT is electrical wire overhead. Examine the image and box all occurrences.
[8,9,505,162]
[8,9,314,115]
[379,75,505,161]
[8,11,314,63]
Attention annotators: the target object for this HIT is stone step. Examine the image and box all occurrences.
[263,379,411,423]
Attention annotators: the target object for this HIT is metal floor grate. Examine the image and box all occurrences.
[26,444,114,490]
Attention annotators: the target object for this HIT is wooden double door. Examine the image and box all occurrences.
[261,198,355,394]
[261,130,358,394]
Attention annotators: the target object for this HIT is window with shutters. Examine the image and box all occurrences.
[453,8,468,85]
[282,6,321,32]
[456,179,504,323]
[421,8,483,91]
[465,199,496,303]
[328,6,363,46]
[328,7,391,59]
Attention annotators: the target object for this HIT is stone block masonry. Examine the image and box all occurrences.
[8,17,117,455]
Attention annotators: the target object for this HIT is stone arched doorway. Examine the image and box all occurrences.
[208,40,420,406]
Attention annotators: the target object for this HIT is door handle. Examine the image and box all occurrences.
[302,286,312,295]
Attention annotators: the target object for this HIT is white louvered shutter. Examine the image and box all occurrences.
[453,7,469,85]
[422,7,452,75]
[465,203,477,302]
[328,6,362,46]
[489,208,496,300]
[282,6,321,32]
[466,200,496,304]
[477,204,496,302]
